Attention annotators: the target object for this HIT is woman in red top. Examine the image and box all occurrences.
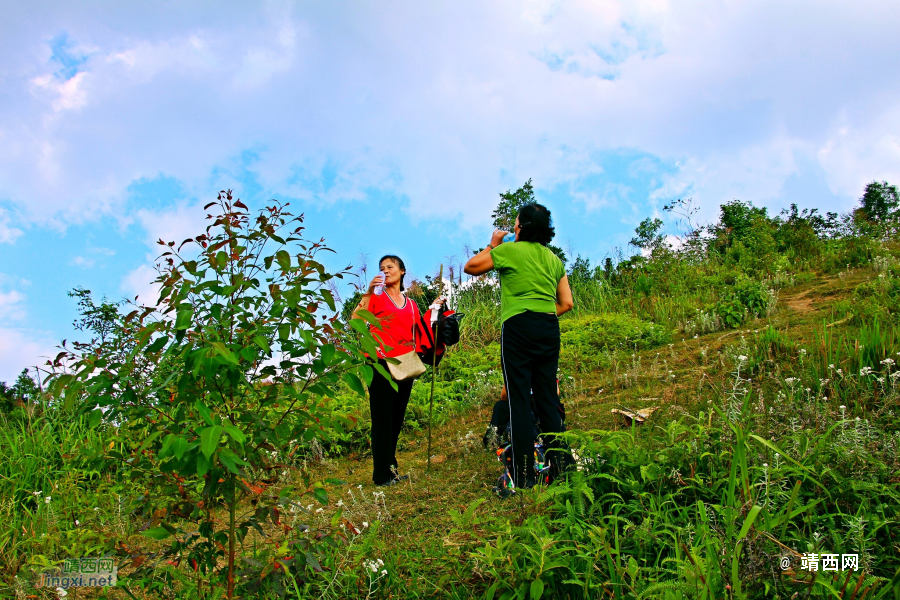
[352,255,421,486]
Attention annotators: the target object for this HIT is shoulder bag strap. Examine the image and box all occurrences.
[418,311,435,347]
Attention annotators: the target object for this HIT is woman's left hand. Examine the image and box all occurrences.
[490,229,508,248]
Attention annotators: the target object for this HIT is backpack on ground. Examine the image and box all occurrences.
[487,396,567,498]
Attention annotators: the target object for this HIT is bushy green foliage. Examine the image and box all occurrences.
[46,193,382,598]
[629,217,665,253]
[714,278,776,329]
[560,314,670,372]
[0,369,40,414]
[860,180,900,223]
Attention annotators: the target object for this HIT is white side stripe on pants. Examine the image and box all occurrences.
[500,320,517,485]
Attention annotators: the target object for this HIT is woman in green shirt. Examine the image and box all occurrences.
[464,203,574,490]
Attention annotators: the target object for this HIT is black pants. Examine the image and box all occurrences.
[368,360,413,484]
[501,311,570,487]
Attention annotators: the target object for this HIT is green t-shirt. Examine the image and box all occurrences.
[490,241,565,323]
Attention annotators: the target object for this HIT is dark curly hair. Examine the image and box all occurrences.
[379,255,406,291]
[516,203,555,246]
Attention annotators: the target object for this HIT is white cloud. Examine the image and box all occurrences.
[0,281,56,381]
[135,202,210,249]
[817,106,900,200]
[1,0,899,229]
[121,201,210,307]
[30,71,89,112]
[0,328,58,382]
[70,255,94,268]
[0,289,27,321]
[0,209,23,244]
[121,264,161,307]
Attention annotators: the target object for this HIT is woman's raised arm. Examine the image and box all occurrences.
[464,230,507,276]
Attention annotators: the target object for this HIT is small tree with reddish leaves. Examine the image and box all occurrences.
[51,191,388,598]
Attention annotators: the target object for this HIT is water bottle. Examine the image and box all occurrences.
[503,233,515,243]
[374,274,384,295]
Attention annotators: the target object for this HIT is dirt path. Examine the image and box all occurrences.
[782,287,816,313]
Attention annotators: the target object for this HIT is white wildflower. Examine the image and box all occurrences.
[56,588,67,599]
[45,497,51,504]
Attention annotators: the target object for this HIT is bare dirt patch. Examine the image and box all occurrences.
[783,288,816,313]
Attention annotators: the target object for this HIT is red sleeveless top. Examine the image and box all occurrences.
[367,292,421,359]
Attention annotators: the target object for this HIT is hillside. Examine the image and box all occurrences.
[2,194,900,600]
[295,263,899,599]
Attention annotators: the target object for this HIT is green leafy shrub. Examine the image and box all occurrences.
[715,296,747,328]
[49,193,381,599]
[734,278,775,317]
[560,314,670,372]
[714,279,776,329]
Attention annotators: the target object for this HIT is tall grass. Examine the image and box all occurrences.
[806,319,900,410]
[468,372,900,599]
[450,277,501,349]
[0,409,116,582]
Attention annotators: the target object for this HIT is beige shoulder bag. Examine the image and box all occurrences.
[385,298,427,381]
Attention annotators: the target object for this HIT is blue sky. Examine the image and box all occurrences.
[1,0,899,381]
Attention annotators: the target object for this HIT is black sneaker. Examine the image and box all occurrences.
[374,479,398,487]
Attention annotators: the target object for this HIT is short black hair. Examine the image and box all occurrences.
[517,203,555,245]
[379,255,407,291]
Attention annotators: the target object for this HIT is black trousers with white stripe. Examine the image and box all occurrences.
[501,311,570,487]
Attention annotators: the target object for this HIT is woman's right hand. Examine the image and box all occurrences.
[491,229,509,248]
[366,274,384,294]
